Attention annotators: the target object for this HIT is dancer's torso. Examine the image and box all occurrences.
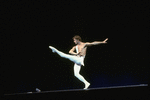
[76,43,87,57]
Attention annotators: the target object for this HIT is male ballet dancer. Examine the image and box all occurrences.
[49,35,108,89]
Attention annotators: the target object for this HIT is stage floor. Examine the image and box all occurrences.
[4,84,148,96]
[3,84,148,100]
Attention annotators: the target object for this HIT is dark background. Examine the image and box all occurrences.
[1,0,148,94]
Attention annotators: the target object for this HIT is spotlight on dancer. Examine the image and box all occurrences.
[49,35,108,89]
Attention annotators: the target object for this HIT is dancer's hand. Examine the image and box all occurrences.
[76,52,82,56]
[102,38,108,43]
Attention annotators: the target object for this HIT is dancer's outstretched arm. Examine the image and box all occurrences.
[85,38,108,46]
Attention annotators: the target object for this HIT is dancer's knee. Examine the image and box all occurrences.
[74,73,79,78]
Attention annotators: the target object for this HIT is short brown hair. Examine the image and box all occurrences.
[73,35,82,41]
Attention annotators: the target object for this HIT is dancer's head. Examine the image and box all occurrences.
[73,35,82,44]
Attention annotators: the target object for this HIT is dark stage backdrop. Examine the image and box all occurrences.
[1,1,148,94]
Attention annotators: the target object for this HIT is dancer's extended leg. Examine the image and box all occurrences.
[74,64,90,89]
[49,46,84,66]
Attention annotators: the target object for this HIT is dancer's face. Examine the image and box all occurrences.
[73,39,79,44]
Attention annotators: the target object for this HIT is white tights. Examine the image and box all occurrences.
[49,46,84,66]
[49,46,90,89]
[74,63,89,86]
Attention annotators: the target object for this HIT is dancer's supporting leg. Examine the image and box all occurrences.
[74,64,90,89]
[49,46,84,66]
